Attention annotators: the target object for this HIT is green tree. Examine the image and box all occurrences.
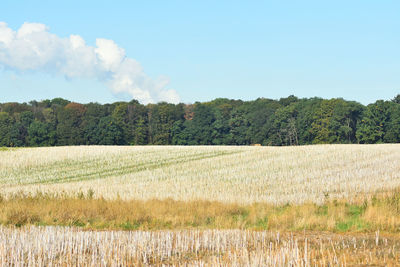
[383,103,400,143]
[228,109,251,145]
[28,121,52,146]
[190,103,215,145]
[56,103,86,145]
[112,102,130,144]
[356,100,391,143]
[0,112,13,146]
[97,116,124,145]
[82,103,109,145]
[269,103,299,146]
[126,101,148,145]
[392,94,400,104]
[310,99,363,144]
[147,103,184,145]
[244,98,281,145]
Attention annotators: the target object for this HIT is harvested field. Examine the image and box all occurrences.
[1,145,400,266]
[1,226,399,266]
[1,144,400,204]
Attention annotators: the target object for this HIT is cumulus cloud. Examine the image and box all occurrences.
[0,22,180,104]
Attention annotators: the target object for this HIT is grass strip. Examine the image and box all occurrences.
[1,190,400,232]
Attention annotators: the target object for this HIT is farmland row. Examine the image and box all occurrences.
[1,226,399,266]
[1,145,399,204]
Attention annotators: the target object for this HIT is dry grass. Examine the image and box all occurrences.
[1,226,400,266]
[1,191,400,233]
[1,144,400,204]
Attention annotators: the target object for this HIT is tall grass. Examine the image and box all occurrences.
[1,191,400,232]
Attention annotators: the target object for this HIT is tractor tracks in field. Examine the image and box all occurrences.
[2,149,244,185]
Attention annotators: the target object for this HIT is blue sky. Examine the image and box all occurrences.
[1,1,399,104]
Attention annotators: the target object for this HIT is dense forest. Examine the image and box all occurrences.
[0,95,399,147]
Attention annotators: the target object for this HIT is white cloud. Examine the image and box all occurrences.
[17,22,48,38]
[69,35,85,49]
[95,38,125,72]
[0,22,14,45]
[0,22,180,104]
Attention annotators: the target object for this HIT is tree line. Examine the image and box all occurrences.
[0,95,399,147]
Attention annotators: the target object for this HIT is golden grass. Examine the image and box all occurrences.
[1,191,400,233]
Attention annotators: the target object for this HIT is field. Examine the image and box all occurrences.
[2,226,400,266]
[1,144,400,266]
[1,144,400,204]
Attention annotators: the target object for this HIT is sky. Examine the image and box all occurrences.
[0,1,399,105]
